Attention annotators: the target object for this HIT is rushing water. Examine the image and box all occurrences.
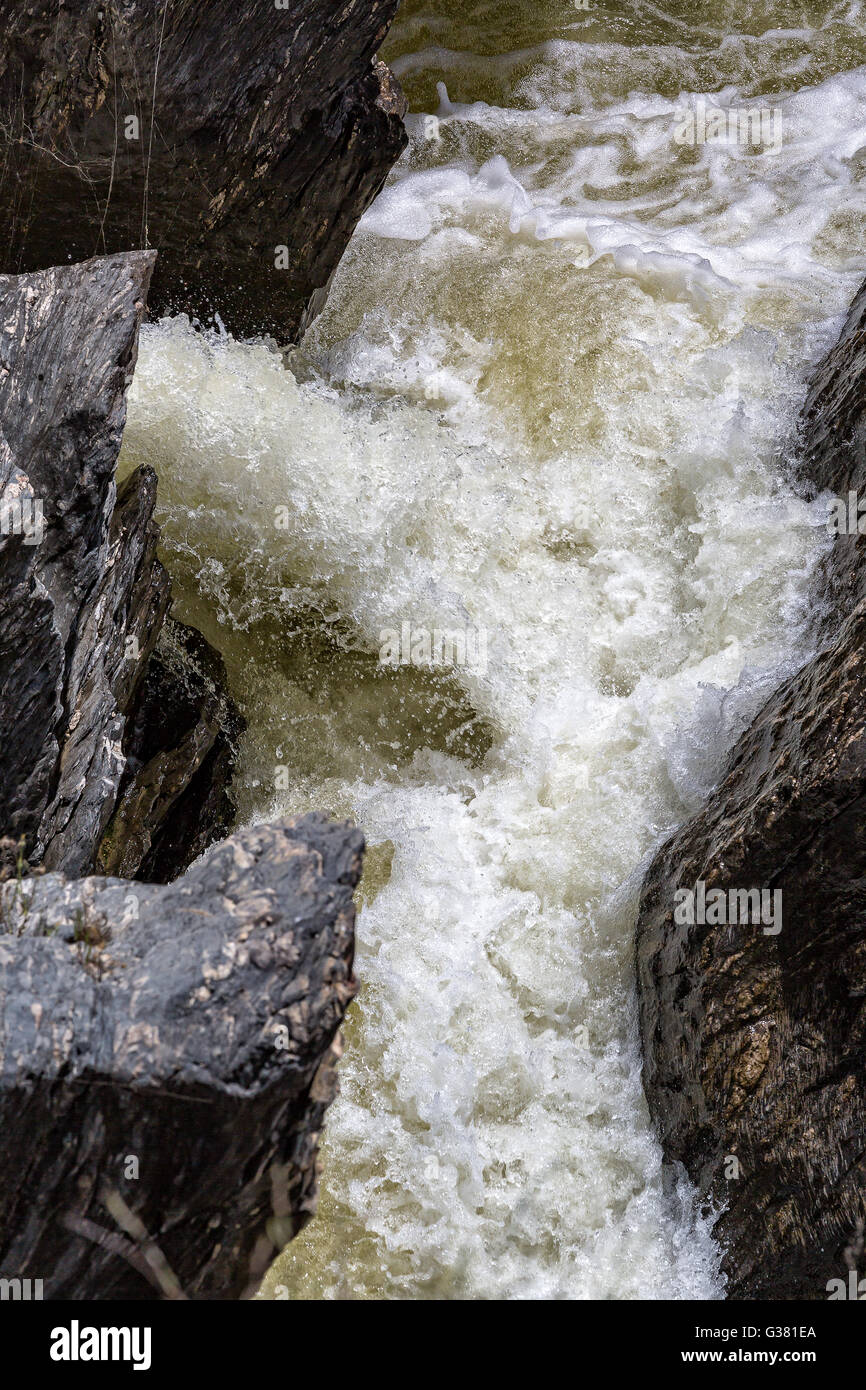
[118,1,866,1299]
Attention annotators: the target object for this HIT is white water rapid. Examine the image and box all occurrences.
[118,0,866,1299]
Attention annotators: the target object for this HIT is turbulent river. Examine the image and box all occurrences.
[118,0,866,1299]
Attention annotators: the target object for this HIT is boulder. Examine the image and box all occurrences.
[97,618,244,884]
[0,813,362,1300]
[0,0,407,342]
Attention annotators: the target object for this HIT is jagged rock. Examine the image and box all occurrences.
[97,619,244,884]
[0,251,158,869]
[0,0,407,343]
[0,813,363,1300]
[0,252,242,881]
[0,254,357,1298]
[635,280,866,1299]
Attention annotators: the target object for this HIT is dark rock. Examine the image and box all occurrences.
[0,251,159,870]
[98,619,245,884]
[799,280,866,621]
[0,252,242,881]
[0,838,44,884]
[635,281,866,1300]
[37,460,172,876]
[0,0,407,343]
[0,813,363,1300]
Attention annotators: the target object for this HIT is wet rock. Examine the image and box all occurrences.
[0,251,159,871]
[0,813,363,1300]
[0,254,357,1298]
[635,280,866,1300]
[799,278,866,620]
[98,619,245,884]
[0,252,242,881]
[0,0,407,343]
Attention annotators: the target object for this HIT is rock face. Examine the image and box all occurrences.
[799,279,866,620]
[0,814,362,1300]
[0,0,407,342]
[0,252,243,883]
[635,282,866,1300]
[97,618,244,885]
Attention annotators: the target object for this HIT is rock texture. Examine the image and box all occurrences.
[635,282,866,1300]
[97,618,244,885]
[0,0,407,343]
[800,279,866,620]
[0,813,362,1300]
[0,252,242,882]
